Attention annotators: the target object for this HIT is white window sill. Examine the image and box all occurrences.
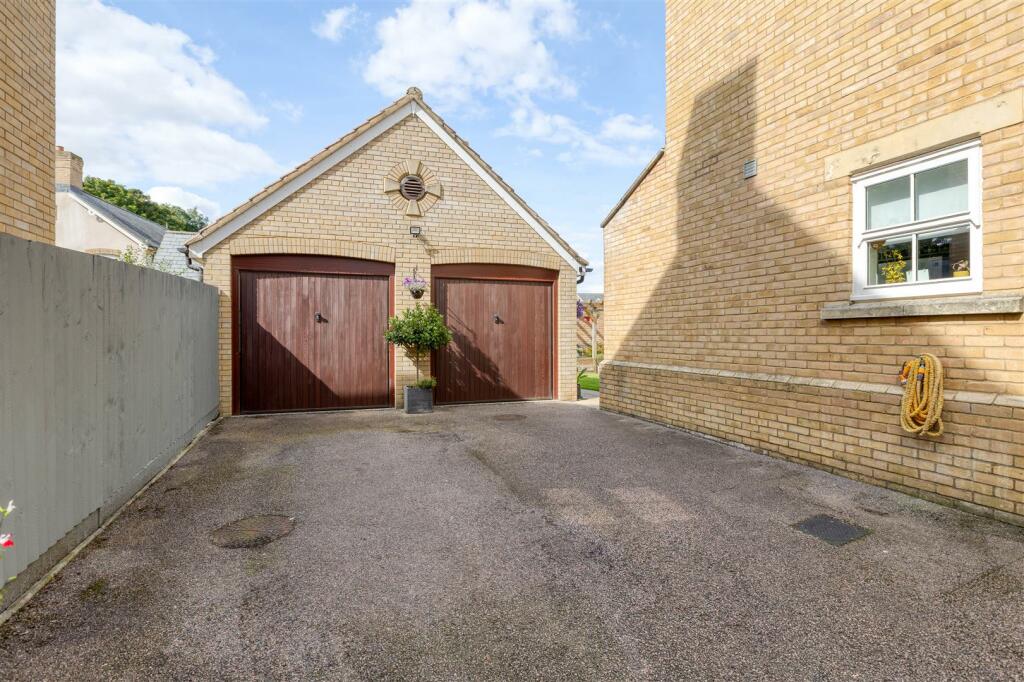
[820,293,1023,320]
[853,272,982,301]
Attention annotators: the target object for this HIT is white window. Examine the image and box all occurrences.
[851,140,982,300]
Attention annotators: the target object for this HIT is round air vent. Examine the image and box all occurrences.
[383,161,442,216]
[399,174,426,201]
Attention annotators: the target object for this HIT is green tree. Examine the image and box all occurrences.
[82,177,209,232]
[383,304,453,385]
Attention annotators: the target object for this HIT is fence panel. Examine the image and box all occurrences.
[0,234,219,600]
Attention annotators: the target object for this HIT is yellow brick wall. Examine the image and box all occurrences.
[604,0,1024,524]
[0,0,56,243]
[203,115,578,414]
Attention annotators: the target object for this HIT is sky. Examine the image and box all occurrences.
[56,0,665,292]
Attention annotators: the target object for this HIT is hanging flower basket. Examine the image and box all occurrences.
[403,272,428,299]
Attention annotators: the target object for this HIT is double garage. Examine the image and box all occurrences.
[231,255,557,414]
[185,88,585,415]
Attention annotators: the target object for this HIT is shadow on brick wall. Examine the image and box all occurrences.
[612,60,824,374]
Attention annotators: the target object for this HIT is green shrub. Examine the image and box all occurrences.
[414,377,437,389]
[383,304,453,386]
[577,371,599,392]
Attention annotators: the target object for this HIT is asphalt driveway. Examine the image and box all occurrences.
[2,402,1023,680]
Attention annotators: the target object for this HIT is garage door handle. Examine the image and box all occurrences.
[493,313,501,324]
[315,312,325,323]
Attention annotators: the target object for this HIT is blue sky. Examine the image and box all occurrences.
[56,0,665,291]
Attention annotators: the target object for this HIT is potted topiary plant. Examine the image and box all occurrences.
[383,304,453,414]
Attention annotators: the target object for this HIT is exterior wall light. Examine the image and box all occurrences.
[410,225,422,238]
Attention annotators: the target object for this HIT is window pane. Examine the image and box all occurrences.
[915,159,968,220]
[868,236,913,285]
[916,225,970,281]
[866,176,911,229]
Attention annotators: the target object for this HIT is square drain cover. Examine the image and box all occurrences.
[794,514,869,546]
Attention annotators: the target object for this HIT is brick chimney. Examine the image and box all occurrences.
[55,146,83,189]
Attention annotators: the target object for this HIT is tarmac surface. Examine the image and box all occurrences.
[2,401,1022,680]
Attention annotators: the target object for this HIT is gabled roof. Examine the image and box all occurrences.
[600,148,664,228]
[61,185,167,248]
[186,88,586,270]
[154,231,201,280]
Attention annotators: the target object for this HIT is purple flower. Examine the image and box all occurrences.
[403,275,427,291]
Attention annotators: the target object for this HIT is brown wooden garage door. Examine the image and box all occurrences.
[233,256,393,413]
[433,265,555,404]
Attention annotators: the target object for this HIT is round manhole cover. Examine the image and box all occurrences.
[209,515,295,549]
[493,414,526,422]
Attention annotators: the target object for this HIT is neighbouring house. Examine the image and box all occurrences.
[185,87,587,414]
[153,230,201,280]
[54,147,197,279]
[603,1,1023,524]
[0,0,55,244]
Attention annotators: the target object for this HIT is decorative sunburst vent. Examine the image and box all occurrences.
[383,160,442,217]
[400,175,426,201]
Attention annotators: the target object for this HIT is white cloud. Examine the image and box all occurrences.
[599,114,659,141]
[502,103,655,166]
[597,18,641,50]
[313,5,357,42]
[364,0,653,168]
[147,186,222,220]
[363,0,578,109]
[57,0,280,188]
[271,100,304,123]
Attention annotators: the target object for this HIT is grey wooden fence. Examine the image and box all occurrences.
[0,234,219,602]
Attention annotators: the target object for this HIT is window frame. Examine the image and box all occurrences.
[851,140,982,300]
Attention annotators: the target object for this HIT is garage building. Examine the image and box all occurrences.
[186,88,587,414]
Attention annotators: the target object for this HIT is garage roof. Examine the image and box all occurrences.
[186,88,587,271]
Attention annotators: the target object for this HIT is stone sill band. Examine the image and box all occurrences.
[601,359,1024,409]
[820,293,1023,320]
[822,88,1023,180]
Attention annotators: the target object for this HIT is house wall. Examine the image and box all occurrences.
[55,192,144,256]
[0,233,220,604]
[202,115,578,414]
[603,0,1024,524]
[0,0,56,243]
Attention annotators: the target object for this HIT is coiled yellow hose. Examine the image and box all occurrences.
[898,354,944,437]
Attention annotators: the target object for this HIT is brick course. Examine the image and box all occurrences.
[604,0,1023,523]
[1,0,56,243]
[202,115,579,414]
